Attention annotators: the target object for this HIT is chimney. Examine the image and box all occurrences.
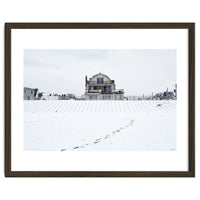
[85,76,88,84]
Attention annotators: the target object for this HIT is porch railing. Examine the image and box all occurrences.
[88,81,113,85]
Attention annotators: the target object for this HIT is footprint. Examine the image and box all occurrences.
[105,135,110,139]
[61,149,67,151]
[93,138,101,144]
[129,119,135,126]
[73,146,79,149]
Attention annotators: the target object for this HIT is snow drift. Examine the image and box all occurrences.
[24,100,176,151]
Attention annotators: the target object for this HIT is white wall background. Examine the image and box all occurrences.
[0,0,199,200]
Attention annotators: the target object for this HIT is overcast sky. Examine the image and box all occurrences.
[24,49,176,96]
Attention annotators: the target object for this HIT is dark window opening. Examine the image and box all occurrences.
[97,77,104,84]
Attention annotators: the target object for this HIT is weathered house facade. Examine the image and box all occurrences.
[85,73,124,100]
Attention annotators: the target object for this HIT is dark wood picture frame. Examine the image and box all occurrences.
[5,23,195,177]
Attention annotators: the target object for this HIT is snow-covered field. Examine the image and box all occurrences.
[24,100,176,151]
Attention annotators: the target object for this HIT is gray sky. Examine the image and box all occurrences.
[24,49,176,96]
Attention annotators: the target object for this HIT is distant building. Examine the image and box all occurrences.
[153,93,163,100]
[85,73,124,100]
[127,96,139,100]
[24,87,39,100]
[162,91,175,100]
[153,88,176,100]
[40,93,59,100]
[127,95,152,100]
[58,94,70,100]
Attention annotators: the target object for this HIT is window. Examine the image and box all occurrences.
[97,77,104,84]
[103,86,110,93]
[90,95,97,100]
[103,95,111,100]
[90,86,98,90]
[115,95,121,100]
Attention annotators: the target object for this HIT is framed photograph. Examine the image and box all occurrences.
[5,23,195,177]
